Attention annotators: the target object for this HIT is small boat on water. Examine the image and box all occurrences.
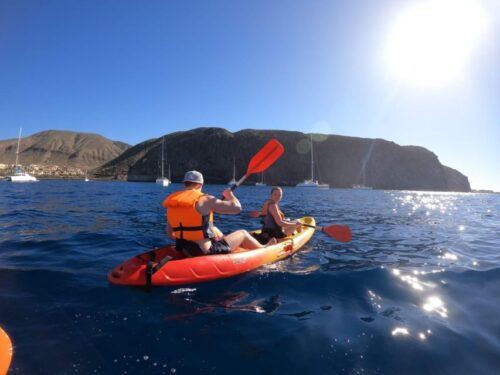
[84,170,90,182]
[156,136,170,187]
[255,172,267,186]
[156,177,170,187]
[6,128,38,183]
[296,179,329,189]
[6,166,38,182]
[228,158,236,185]
[352,164,372,189]
[296,134,328,189]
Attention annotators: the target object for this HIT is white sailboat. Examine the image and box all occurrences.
[255,172,266,186]
[352,167,372,189]
[155,136,170,187]
[84,170,90,182]
[167,164,172,184]
[296,134,329,189]
[7,128,38,183]
[228,158,236,185]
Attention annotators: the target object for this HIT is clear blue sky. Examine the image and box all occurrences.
[0,0,498,190]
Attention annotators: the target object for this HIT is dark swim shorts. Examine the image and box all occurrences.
[252,228,286,245]
[208,238,231,254]
[175,238,231,257]
[262,227,286,239]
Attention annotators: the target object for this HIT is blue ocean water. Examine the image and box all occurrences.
[0,181,499,374]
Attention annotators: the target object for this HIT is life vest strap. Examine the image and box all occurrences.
[172,214,213,240]
[172,226,205,231]
[145,256,173,291]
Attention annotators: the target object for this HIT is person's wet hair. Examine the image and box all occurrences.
[270,186,282,195]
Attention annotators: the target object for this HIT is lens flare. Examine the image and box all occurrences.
[385,0,488,87]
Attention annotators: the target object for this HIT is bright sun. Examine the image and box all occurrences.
[385,0,488,87]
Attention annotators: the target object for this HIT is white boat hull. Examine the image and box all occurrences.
[156,178,170,187]
[296,180,329,188]
[9,174,38,182]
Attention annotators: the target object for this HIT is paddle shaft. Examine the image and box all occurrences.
[301,222,324,231]
[248,211,352,242]
[251,212,322,230]
[223,173,251,199]
[230,175,249,191]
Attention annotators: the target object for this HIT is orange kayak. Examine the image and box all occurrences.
[0,326,12,375]
[108,217,315,287]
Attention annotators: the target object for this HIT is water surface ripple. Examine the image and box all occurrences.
[0,181,499,374]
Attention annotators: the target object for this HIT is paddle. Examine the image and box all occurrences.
[249,210,352,243]
[227,139,285,192]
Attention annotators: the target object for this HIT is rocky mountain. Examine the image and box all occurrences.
[0,130,130,169]
[94,127,471,192]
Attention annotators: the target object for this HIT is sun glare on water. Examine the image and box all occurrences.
[385,0,488,87]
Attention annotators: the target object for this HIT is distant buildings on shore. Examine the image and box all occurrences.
[471,189,497,194]
[0,163,87,178]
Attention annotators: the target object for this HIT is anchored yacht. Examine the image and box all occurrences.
[296,134,328,188]
[155,136,170,187]
[6,128,38,183]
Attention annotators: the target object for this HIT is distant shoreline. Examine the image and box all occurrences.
[1,177,497,194]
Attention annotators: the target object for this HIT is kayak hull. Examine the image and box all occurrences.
[0,327,12,375]
[108,217,315,286]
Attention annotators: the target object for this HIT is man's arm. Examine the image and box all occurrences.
[197,189,242,215]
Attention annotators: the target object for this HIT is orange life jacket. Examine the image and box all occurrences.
[163,189,216,241]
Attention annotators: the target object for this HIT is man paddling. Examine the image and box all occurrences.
[164,170,276,257]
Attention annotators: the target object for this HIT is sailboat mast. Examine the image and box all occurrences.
[310,134,314,181]
[15,127,22,167]
[161,137,164,178]
[167,138,170,181]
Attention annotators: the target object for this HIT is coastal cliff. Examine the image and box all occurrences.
[94,127,471,192]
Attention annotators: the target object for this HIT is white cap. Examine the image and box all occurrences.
[183,170,204,184]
